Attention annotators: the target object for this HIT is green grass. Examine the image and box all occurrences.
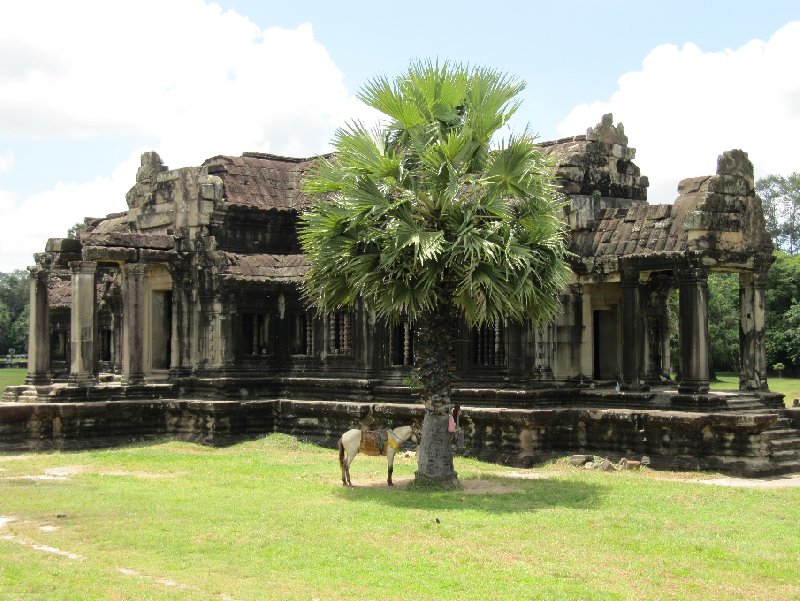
[0,367,25,389]
[712,371,800,406]
[1,436,798,600]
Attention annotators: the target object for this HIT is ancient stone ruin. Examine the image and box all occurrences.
[2,115,799,476]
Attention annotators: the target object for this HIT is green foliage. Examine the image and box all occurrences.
[707,273,740,372]
[765,252,800,372]
[0,367,26,389]
[67,221,87,239]
[0,271,29,354]
[1,442,799,600]
[757,173,800,254]
[300,60,569,327]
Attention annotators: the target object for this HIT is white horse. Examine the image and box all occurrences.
[338,425,419,486]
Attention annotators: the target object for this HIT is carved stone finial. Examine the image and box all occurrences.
[586,113,628,145]
[716,149,753,179]
[136,151,168,183]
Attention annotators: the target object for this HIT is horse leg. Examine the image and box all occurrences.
[387,450,395,486]
[338,438,348,486]
[345,450,354,486]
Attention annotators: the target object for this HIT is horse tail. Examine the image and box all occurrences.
[338,437,345,469]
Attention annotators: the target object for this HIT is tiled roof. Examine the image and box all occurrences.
[571,197,696,259]
[48,276,72,308]
[220,252,309,282]
[203,153,318,212]
[84,212,131,235]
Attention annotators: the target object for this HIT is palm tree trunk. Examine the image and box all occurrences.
[413,308,459,487]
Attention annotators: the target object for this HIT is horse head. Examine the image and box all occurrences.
[410,422,421,444]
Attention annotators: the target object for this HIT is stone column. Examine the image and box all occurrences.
[121,263,146,385]
[620,267,641,390]
[739,271,768,391]
[678,267,710,394]
[25,267,51,385]
[111,306,123,374]
[645,281,672,382]
[68,261,97,387]
[169,266,191,377]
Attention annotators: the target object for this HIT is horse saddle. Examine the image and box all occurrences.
[359,429,388,456]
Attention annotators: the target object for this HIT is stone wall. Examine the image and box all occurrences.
[1,399,795,477]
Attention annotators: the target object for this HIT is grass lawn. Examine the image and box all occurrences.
[711,371,800,406]
[0,367,25,389]
[1,436,799,601]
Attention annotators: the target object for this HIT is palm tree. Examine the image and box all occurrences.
[300,61,570,486]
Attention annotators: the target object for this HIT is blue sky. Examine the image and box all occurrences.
[0,0,798,271]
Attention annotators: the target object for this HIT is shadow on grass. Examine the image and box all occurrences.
[334,473,605,514]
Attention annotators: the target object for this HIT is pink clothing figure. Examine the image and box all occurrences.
[448,414,456,433]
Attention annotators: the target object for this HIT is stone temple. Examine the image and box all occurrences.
[3,115,799,476]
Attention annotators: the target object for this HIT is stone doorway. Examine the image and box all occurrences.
[151,291,172,371]
[593,307,619,380]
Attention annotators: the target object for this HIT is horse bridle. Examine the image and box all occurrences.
[411,422,421,444]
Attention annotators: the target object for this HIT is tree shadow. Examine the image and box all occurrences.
[333,473,605,514]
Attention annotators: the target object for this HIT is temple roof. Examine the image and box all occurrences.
[203,153,318,212]
[571,202,690,259]
[219,252,309,283]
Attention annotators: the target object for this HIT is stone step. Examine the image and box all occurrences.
[769,437,800,452]
[769,449,800,463]
[764,428,799,441]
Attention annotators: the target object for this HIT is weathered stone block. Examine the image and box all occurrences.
[569,454,593,466]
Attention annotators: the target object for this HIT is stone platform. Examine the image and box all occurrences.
[2,385,799,478]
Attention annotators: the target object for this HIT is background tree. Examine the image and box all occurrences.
[765,252,800,373]
[0,270,30,355]
[300,61,569,486]
[706,273,740,374]
[757,173,800,254]
[67,222,87,239]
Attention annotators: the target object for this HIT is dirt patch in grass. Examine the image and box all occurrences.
[689,473,800,489]
[347,471,558,494]
[0,455,30,462]
[3,465,169,481]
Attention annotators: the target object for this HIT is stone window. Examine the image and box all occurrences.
[99,328,113,363]
[242,312,272,356]
[289,312,313,356]
[50,327,68,361]
[388,317,414,366]
[327,312,352,355]
[471,318,506,367]
[151,291,172,370]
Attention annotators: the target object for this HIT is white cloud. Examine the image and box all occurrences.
[0,152,140,272]
[0,0,379,270]
[0,151,13,172]
[557,21,800,203]
[0,0,373,162]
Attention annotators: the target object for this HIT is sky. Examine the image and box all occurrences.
[0,0,798,271]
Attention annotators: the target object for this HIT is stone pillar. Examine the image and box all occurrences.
[678,267,710,394]
[121,263,146,385]
[111,307,123,374]
[620,267,641,390]
[25,267,51,385]
[578,286,594,380]
[68,261,97,387]
[645,282,672,382]
[739,271,768,391]
[169,266,191,377]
